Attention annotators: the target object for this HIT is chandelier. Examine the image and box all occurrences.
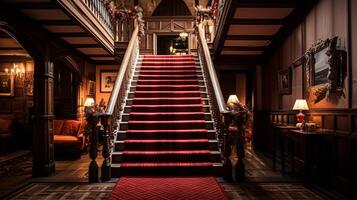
[4,63,25,78]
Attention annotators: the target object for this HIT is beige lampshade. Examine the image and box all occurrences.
[293,99,309,110]
[84,97,95,107]
[227,95,239,109]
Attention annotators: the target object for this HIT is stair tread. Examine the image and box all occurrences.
[122,129,213,133]
[120,150,215,154]
[124,139,208,143]
[116,162,213,167]
[116,139,217,143]
[132,97,204,100]
[127,120,207,124]
[137,75,200,77]
[129,112,205,115]
[112,162,222,167]
[130,104,207,107]
[111,54,220,177]
[133,91,202,93]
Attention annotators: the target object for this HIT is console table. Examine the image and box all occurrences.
[272,125,300,176]
[288,130,327,183]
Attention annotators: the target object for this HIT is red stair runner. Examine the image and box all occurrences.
[116,54,219,176]
[110,177,228,200]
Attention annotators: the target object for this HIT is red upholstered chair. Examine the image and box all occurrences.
[53,119,84,157]
[0,115,14,153]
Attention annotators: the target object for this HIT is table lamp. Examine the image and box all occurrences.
[292,99,309,126]
[227,94,239,110]
[84,97,95,107]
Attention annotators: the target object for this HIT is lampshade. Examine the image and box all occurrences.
[292,99,309,111]
[84,97,95,107]
[227,95,239,110]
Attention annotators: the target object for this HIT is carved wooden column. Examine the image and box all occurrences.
[100,114,111,181]
[32,60,55,177]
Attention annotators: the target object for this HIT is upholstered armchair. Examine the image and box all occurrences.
[0,115,14,153]
[53,119,84,157]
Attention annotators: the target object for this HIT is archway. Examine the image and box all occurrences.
[0,28,35,193]
[152,0,192,16]
[0,18,55,178]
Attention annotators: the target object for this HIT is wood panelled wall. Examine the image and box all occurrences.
[140,16,196,55]
[254,0,356,198]
[262,0,351,110]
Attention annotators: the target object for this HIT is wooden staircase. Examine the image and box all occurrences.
[110,54,223,176]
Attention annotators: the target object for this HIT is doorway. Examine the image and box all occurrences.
[156,35,189,55]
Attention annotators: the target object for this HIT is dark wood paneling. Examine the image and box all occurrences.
[264,109,357,199]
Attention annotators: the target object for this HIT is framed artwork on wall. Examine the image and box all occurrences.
[0,73,14,97]
[100,70,117,93]
[304,36,347,104]
[278,68,292,94]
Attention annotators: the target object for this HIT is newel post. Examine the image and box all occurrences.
[87,114,99,182]
[100,114,111,181]
[235,123,246,182]
[222,112,233,181]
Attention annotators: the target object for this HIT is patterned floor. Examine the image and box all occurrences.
[0,148,333,200]
[4,183,114,200]
[4,181,329,200]
[221,183,327,200]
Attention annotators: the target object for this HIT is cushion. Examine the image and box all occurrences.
[54,135,82,149]
[60,120,81,136]
[53,120,64,135]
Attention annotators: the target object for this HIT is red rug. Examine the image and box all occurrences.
[110,177,228,200]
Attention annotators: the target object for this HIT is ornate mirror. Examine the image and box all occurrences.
[303,36,347,104]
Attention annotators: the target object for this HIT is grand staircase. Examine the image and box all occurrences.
[111,54,223,176]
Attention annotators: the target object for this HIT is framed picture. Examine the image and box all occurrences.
[278,68,291,94]
[100,70,117,93]
[304,36,347,104]
[313,47,330,86]
[88,80,95,96]
[0,72,14,97]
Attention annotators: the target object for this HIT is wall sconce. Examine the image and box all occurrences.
[292,99,309,129]
[227,94,239,110]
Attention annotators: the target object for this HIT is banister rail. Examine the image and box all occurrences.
[58,0,114,54]
[106,22,139,115]
[197,23,226,112]
[82,0,113,35]
[87,20,139,182]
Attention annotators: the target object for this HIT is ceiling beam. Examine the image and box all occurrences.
[39,20,76,26]
[72,44,100,48]
[263,0,319,59]
[222,46,265,51]
[86,54,112,57]
[215,54,263,65]
[213,0,236,55]
[0,31,11,38]
[0,47,23,50]
[7,2,58,9]
[226,35,274,40]
[230,18,285,25]
[236,1,296,8]
[56,32,91,37]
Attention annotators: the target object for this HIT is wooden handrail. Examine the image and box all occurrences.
[106,22,139,115]
[197,23,226,112]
